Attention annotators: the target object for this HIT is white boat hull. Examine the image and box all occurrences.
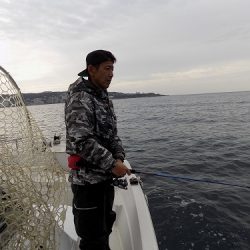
[53,147,158,250]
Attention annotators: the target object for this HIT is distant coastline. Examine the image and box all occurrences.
[22,91,166,106]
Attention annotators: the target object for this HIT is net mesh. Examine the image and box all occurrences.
[0,66,68,249]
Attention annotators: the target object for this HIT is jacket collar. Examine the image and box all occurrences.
[77,77,109,99]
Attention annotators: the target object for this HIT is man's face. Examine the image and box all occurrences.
[89,61,114,90]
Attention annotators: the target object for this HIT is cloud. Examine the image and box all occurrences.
[110,60,250,94]
[1,0,250,94]
[152,60,250,81]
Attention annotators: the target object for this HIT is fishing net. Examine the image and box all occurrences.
[0,66,68,249]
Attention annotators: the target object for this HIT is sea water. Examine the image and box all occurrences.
[28,91,250,250]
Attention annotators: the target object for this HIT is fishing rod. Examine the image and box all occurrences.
[131,169,250,189]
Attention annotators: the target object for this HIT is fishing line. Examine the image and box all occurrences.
[131,169,250,189]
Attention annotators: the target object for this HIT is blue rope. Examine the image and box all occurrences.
[131,170,250,189]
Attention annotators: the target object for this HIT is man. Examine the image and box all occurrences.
[65,50,131,250]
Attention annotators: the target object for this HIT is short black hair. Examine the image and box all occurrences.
[78,50,116,77]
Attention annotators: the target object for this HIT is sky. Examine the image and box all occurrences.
[0,0,250,95]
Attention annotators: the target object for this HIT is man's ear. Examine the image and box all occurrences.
[88,65,96,76]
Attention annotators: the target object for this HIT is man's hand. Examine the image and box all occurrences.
[111,159,131,177]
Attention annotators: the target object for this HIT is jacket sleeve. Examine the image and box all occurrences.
[108,100,125,161]
[65,91,115,171]
[110,131,125,161]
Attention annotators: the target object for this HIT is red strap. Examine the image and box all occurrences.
[68,155,81,170]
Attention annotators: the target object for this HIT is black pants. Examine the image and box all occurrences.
[71,182,116,250]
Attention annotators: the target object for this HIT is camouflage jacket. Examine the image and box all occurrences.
[65,77,125,185]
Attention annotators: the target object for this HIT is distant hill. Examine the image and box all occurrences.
[22,91,165,106]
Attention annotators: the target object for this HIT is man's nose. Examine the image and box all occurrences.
[109,71,113,77]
